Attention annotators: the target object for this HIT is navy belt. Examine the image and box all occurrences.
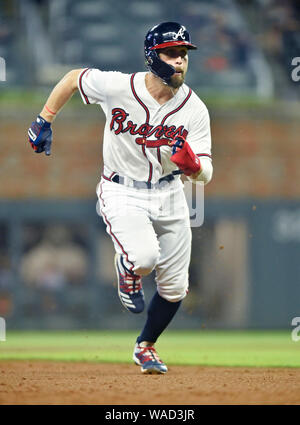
[103,170,182,189]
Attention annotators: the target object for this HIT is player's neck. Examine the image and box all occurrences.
[145,73,179,105]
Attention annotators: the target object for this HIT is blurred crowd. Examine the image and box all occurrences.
[0,222,90,317]
[255,0,300,78]
[21,224,88,290]
[0,0,299,97]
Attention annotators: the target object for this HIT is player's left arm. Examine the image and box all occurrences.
[170,104,213,184]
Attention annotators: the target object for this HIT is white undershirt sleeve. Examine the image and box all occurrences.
[186,101,213,185]
[188,156,213,185]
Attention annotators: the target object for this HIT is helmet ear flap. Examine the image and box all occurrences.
[145,49,175,84]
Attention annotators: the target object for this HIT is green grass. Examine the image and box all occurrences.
[0,330,299,368]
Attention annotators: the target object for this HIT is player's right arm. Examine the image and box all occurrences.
[28,69,84,155]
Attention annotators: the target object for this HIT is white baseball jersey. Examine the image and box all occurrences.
[77,69,212,184]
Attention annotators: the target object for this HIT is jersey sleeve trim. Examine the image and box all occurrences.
[78,68,91,104]
[196,153,212,159]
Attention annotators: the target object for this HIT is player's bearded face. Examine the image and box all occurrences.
[158,47,188,89]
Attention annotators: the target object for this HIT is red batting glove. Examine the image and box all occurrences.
[170,136,201,176]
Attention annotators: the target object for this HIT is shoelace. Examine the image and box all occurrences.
[120,273,142,294]
[138,346,163,364]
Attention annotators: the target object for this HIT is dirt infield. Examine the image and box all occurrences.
[0,361,300,405]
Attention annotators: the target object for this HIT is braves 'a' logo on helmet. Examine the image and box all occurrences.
[172,27,186,40]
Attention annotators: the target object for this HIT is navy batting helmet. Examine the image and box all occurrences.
[144,22,197,84]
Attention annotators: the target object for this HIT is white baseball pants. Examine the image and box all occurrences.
[97,177,192,302]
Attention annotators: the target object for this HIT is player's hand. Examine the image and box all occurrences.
[28,115,53,156]
[170,135,201,176]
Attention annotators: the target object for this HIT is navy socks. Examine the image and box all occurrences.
[137,291,182,344]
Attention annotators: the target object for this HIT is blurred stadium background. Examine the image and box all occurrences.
[0,0,299,332]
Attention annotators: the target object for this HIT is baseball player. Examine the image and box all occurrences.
[28,22,213,374]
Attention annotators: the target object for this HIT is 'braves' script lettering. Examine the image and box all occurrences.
[110,108,188,148]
